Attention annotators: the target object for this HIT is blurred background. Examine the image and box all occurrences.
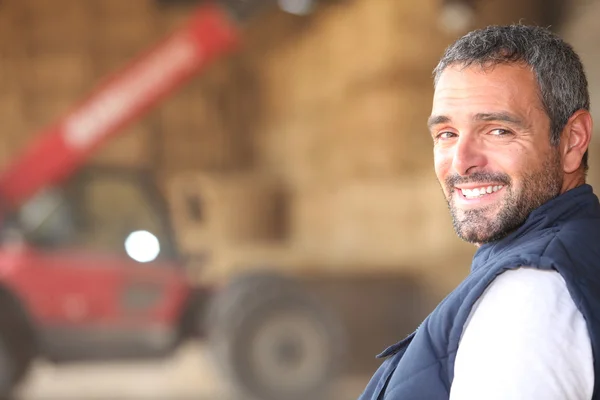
[0,0,598,399]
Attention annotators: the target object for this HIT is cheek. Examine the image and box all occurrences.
[434,148,451,183]
[493,147,529,183]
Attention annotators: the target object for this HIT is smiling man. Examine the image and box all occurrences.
[359,25,600,400]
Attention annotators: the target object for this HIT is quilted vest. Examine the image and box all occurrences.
[359,184,600,399]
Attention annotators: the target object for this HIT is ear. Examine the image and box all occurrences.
[562,109,593,174]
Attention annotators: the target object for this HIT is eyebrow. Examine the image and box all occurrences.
[427,115,451,130]
[473,112,525,127]
[427,112,526,130]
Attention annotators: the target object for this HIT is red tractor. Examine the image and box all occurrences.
[0,2,344,400]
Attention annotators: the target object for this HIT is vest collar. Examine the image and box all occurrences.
[471,184,599,272]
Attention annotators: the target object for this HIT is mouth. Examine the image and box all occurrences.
[455,184,505,201]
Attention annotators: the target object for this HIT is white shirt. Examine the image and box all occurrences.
[449,267,594,400]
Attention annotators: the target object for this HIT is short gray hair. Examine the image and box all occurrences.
[433,25,590,170]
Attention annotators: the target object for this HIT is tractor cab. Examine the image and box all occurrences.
[0,167,200,370]
[11,166,180,264]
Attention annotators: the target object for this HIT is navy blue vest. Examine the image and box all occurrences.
[359,184,600,400]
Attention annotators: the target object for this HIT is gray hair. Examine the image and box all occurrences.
[433,25,590,170]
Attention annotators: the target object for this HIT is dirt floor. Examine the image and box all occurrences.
[13,342,370,400]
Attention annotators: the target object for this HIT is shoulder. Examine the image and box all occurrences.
[451,267,594,400]
[474,267,571,313]
[462,267,585,341]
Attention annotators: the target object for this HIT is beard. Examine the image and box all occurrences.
[444,149,563,244]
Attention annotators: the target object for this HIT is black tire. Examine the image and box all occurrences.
[207,271,345,400]
[205,271,301,335]
[0,302,36,397]
[7,330,35,388]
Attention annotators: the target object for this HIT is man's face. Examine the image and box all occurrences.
[429,63,563,244]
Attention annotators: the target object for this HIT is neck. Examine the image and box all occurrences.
[561,171,586,194]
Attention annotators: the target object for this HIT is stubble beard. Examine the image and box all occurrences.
[445,150,563,244]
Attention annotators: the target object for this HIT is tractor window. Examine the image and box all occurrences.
[15,170,177,261]
[18,188,76,248]
[76,175,175,260]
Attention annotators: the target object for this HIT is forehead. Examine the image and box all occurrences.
[432,63,543,118]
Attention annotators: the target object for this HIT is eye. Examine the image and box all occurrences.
[489,129,511,136]
[436,131,457,140]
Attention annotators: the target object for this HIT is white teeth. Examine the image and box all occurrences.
[460,185,504,199]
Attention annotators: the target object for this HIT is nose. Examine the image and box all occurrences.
[451,134,487,176]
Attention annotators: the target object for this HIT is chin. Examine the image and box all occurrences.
[456,223,516,245]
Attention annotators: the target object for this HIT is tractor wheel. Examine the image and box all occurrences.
[0,304,36,397]
[207,272,345,400]
[205,271,302,335]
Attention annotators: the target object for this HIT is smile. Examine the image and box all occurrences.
[459,185,504,199]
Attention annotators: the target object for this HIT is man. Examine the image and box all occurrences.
[359,25,600,399]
